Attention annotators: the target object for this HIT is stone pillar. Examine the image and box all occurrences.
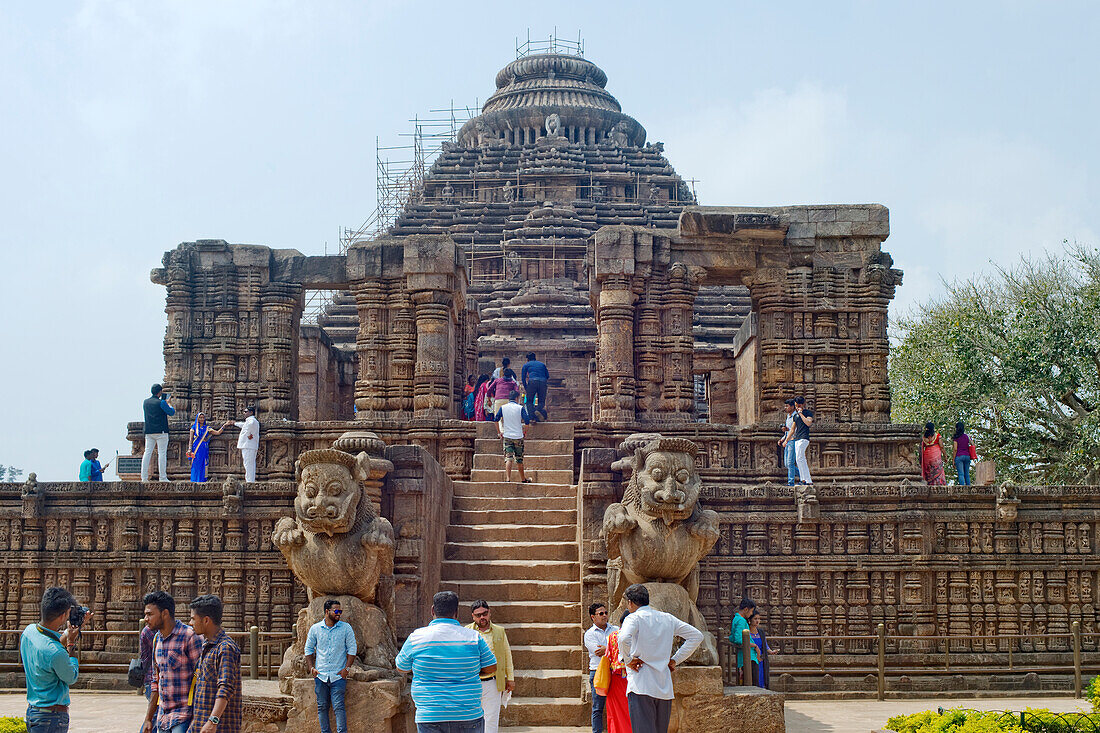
[352,279,390,416]
[659,262,702,420]
[595,274,636,423]
[403,236,463,419]
[259,281,303,421]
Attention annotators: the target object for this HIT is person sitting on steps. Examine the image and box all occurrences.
[492,390,530,484]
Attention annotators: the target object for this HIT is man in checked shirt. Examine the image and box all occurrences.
[141,591,204,733]
[187,595,242,733]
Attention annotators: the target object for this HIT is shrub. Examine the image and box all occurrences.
[1087,675,1100,712]
[0,717,26,733]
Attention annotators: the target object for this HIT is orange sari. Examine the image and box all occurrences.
[921,433,946,485]
[605,630,632,732]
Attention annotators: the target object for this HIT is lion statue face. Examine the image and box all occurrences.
[296,460,361,536]
[636,448,701,525]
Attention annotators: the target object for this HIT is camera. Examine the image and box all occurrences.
[69,605,89,627]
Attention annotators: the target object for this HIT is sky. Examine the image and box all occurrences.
[1,1,1097,480]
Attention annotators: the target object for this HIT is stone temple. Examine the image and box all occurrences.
[2,48,1098,731]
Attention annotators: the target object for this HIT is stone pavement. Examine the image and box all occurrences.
[0,691,1089,732]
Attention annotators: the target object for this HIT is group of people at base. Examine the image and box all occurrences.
[19,586,242,733]
[581,585,706,733]
[921,421,977,486]
[778,397,814,485]
[134,382,261,483]
[464,353,550,424]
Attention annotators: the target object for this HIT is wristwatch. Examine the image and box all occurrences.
[208,714,220,725]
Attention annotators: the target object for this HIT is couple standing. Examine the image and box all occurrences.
[779,397,813,485]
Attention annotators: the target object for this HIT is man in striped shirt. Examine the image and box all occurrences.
[396,591,496,733]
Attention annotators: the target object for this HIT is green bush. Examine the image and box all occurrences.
[0,716,26,733]
[1087,675,1100,712]
[883,707,1100,733]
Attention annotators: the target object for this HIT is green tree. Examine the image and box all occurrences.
[890,245,1100,484]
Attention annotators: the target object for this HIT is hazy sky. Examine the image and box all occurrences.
[2,1,1097,480]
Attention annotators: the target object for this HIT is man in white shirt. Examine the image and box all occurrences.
[617,584,704,733]
[492,390,529,483]
[583,602,617,733]
[228,405,260,482]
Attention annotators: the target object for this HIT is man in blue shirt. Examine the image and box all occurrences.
[305,599,357,733]
[520,352,550,422]
[396,591,496,733]
[20,586,88,733]
[728,597,759,685]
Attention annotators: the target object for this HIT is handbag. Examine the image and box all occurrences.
[127,658,145,688]
[968,442,977,460]
[592,653,611,696]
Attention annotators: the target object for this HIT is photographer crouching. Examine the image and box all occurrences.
[19,587,92,733]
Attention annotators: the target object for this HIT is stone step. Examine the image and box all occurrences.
[446,524,576,543]
[513,668,585,699]
[453,480,576,498]
[439,578,579,602]
[456,600,581,624]
[449,508,577,526]
[497,623,583,647]
[445,540,578,562]
[474,438,573,454]
[501,698,589,728]
[452,494,576,511]
[471,468,574,484]
[441,559,578,582]
[510,644,585,669]
[476,422,574,440]
[472,453,574,471]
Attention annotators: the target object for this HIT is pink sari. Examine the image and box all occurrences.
[474,380,492,421]
[922,433,946,485]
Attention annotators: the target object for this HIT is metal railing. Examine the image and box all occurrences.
[0,627,294,681]
[722,622,1094,700]
[938,708,1100,732]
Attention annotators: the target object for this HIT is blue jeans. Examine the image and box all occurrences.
[158,724,188,733]
[955,455,972,485]
[139,683,157,732]
[416,719,484,733]
[784,442,798,485]
[316,677,348,733]
[26,707,69,733]
[589,669,606,732]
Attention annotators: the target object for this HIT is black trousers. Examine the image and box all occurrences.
[626,693,671,733]
[525,379,548,420]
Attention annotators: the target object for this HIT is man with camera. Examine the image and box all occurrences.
[20,587,91,733]
[142,384,175,482]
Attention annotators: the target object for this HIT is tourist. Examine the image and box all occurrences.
[491,357,510,380]
[141,384,175,482]
[492,390,529,483]
[748,610,775,690]
[599,611,631,733]
[952,421,974,486]
[141,590,204,733]
[583,602,617,733]
[778,399,797,486]
[79,450,94,482]
[462,376,477,419]
[617,584,704,733]
[921,422,946,486]
[138,621,157,731]
[228,406,260,482]
[188,594,242,733]
[88,449,108,482]
[521,353,549,422]
[188,413,226,483]
[20,587,87,733]
[490,368,521,416]
[395,590,497,732]
[466,601,514,733]
[782,396,813,485]
[474,375,494,422]
[728,598,757,685]
[305,599,357,733]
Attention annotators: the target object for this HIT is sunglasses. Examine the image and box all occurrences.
[332,610,342,616]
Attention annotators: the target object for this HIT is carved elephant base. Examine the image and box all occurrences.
[285,675,413,733]
[612,582,718,666]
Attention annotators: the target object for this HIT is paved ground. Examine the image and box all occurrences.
[0,691,1090,732]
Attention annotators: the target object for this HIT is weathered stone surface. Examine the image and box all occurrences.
[670,674,784,733]
[286,676,410,733]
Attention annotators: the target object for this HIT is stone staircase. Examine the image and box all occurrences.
[439,421,589,731]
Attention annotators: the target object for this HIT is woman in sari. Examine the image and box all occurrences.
[188,412,225,482]
[921,422,947,486]
[474,374,493,422]
[602,611,632,733]
[749,610,776,689]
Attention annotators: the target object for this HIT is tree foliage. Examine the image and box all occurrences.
[890,245,1100,484]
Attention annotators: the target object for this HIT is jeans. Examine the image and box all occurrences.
[525,379,548,421]
[416,719,485,733]
[315,677,347,733]
[26,707,69,733]
[141,432,169,481]
[140,683,157,732]
[955,455,972,485]
[794,438,812,484]
[589,669,606,733]
[158,724,188,733]
[784,441,798,485]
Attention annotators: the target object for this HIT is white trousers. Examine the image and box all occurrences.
[141,433,169,481]
[794,438,812,484]
[241,448,258,482]
[480,679,502,733]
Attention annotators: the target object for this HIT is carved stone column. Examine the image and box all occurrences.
[352,279,390,416]
[595,274,636,423]
[403,235,462,419]
[658,262,702,420]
